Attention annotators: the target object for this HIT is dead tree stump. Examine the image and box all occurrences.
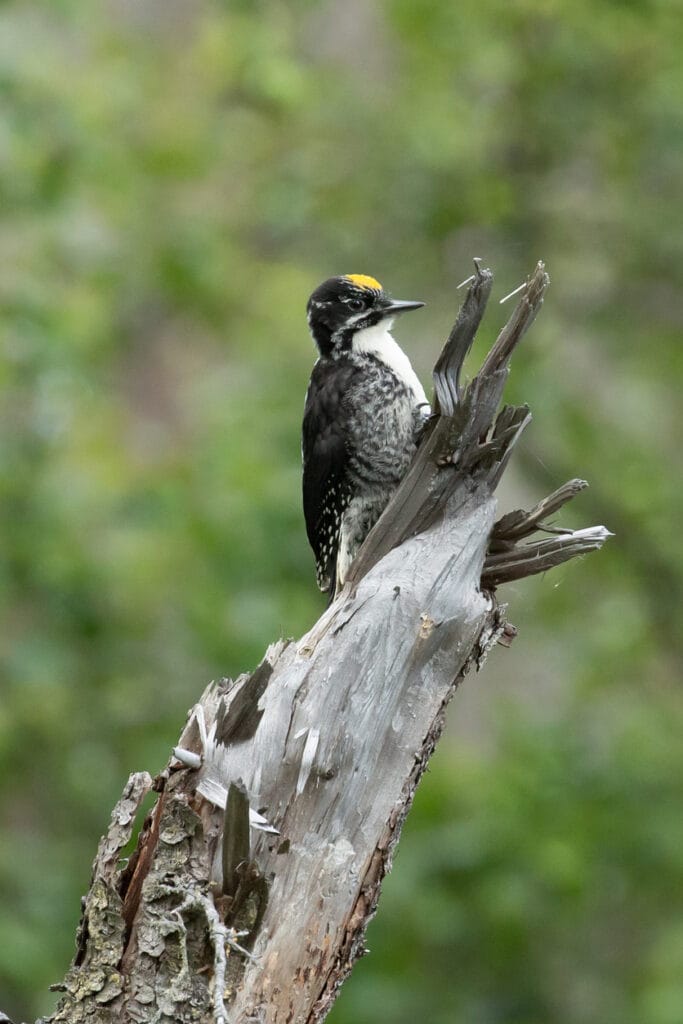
[31,261,609,1024]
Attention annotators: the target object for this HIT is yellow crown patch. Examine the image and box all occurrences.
[344,273,383,291]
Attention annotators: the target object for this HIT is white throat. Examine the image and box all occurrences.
[351,319,427,405]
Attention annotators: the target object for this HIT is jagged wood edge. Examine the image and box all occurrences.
[346,260,608,597]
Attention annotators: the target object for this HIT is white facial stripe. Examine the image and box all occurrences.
[345,308,370,326]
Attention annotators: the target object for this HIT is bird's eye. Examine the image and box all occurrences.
[347,298,364,312]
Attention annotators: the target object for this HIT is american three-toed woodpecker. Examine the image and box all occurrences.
[302,274,429,596]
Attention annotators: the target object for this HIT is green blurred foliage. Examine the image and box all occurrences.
[0,0,681,1021]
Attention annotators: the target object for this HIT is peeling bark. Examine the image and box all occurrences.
[17,261,609,1024]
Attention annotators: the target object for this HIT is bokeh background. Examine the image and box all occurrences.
[1,1,682,1021]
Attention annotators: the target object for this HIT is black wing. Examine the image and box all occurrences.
[302,358,355,592]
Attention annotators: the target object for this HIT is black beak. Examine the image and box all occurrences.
[382,298,425,316]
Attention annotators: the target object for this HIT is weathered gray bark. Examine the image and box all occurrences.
[21,261,609,1024]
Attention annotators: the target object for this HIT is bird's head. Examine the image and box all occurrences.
[307,274,424,356]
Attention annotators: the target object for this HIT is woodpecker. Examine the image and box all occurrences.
[302,273,429,597]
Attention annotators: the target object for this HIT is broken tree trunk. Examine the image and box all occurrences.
[34,261,608,1024]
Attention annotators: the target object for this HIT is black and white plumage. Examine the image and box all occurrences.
[302,274,430,596]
